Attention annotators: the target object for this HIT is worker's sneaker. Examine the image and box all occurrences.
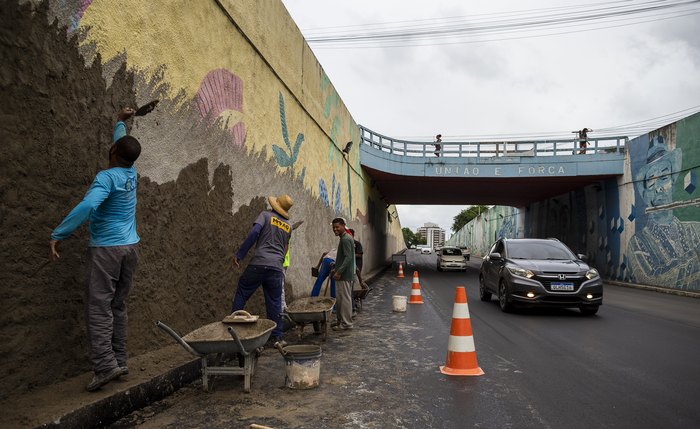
[86,367,123,392]
[119,366,129,376]
[332,324,353,331]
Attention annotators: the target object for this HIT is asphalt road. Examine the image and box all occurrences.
[112,250,700,428]
[408,250,700,428]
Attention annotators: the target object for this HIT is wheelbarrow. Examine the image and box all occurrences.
[353,282,371,312]
[284,297,336,341]
[156,314,276,393]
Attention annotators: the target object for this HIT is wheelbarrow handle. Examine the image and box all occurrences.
[227,326,249,356]
[155,321,203,357]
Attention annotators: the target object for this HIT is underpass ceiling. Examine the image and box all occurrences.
[363,166,616,206]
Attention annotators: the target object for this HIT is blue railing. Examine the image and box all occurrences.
[359,126,627,158]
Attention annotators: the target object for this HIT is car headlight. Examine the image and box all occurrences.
[585,268,600,280]
[508,267,534,278]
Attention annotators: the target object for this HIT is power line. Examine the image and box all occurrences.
[300,0,700,48]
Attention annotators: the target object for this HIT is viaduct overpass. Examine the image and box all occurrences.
[359,126,628,206]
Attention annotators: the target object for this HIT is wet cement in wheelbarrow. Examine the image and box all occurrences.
[287,297,336,313]
[183,320,277,342]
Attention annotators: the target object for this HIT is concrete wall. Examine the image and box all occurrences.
[0,0,403,395]
[448,112,700,292]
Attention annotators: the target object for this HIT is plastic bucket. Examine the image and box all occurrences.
[281,345,322,389]
[392,295,407,312]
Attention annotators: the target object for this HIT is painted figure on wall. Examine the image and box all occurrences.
[626,135,700,290]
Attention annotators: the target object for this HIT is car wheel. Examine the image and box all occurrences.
[579,305,599,316]
[466,256,470,261]
[437,264,442,272]
[479,275,492,302]
[498,280,513,312]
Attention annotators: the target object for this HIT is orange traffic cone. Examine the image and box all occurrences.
[397,262,405,278]
[408,271,424,304]
[440,286,484,376]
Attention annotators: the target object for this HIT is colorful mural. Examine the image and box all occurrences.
[273,92,305,182]
[450,113,700,291]
[625,119,700,291]
[195,68,246,146]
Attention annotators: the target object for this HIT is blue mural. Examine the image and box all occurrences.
[272,92,305,182]
[625,130,700,291]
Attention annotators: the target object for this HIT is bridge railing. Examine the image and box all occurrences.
[359,126,628,158]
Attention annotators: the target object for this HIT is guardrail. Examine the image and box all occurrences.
[359,126,628,158]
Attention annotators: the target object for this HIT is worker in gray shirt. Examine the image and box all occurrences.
[331,217,355,330]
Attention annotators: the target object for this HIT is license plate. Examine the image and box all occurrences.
[550,282,574,291]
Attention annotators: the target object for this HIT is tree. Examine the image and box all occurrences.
[402,227,416,247]
[452,205,489,232]
[402,228,426,247]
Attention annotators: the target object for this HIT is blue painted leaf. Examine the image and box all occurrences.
[291,133,304,162]
[299,167,306,185]
[272,145,293,167]
[279,93,291,150]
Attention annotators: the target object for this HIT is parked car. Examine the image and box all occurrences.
[437,246,468,272]
[479,238,602,315]
[458,246,471,261]
[420,247,432,254]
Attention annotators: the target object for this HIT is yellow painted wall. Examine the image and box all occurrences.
[79,0,368,219]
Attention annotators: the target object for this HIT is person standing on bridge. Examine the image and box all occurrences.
[434,134,442,157]
[577,127,592,154]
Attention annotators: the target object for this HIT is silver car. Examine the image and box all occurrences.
[437,246,468,272]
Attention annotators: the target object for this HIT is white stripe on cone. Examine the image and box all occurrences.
[451,303,470,319]
[447,335,476,353]
[411,289,421,296]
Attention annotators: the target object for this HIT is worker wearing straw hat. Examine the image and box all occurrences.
[231,194,294,343]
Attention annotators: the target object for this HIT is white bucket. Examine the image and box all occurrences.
[392,295,407,312]
[281,345,322,389]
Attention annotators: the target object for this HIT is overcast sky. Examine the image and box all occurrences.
[281,0,700,233]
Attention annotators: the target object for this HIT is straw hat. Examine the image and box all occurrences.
[268,194,293,219]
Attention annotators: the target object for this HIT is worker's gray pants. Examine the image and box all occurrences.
[335,279,354,328]
[85,245,139,374]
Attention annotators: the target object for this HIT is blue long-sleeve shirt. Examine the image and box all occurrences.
[51,166,140,247]
[113,120,127,143]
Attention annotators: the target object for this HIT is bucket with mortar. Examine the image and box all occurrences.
[392,295,407,312]
[275,343,322,389]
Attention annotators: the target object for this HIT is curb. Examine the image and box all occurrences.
[36,358,200,428]
[605,280,700,298]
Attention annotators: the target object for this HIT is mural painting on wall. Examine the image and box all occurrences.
[273,92,306,184]
[195,69,246,147]
[318,71,353,217]
[625,119,700,291]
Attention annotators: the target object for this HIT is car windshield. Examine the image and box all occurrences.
[442,248,462,256]
[507,241,575,260]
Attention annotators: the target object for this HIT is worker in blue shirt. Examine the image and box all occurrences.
[50,108,141,392]
[112,107,134,142]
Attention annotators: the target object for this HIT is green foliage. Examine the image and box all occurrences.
[402,228,426,247]
[452,205,489,232]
